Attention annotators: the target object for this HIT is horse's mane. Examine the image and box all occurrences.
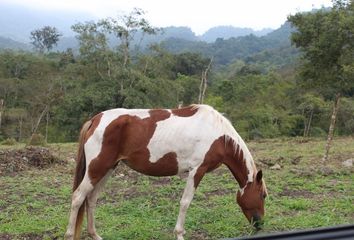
[192,104,256,182]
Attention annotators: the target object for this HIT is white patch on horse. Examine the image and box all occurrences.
[147,104,256,180]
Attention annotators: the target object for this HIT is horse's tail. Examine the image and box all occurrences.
[73,120,92,240]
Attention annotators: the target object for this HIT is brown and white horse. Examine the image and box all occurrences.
[64,104,267,240]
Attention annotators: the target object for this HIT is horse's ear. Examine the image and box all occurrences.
[256,170,263,183]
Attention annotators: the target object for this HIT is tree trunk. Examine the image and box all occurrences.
[304,109,314,137]
[322,93,341,162]
[302,108,307,137]
[45,111,49,143]
[0,99,3,129]
[19,116,23,141]
[31,105,49,135]
[198,58,213,104]
[123,41,130,68]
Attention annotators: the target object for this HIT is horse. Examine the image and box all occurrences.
[64,104,268,240]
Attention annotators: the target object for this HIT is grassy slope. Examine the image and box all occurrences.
[0,137,353,239]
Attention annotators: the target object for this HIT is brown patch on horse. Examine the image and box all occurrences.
[85,112,103,142]
[148,109,171,120]
[211,136,248,188]
[194,135,249,188]
[194,136,225,187]
[88,110,177,185]
[123,151,178,176]
[172,105,198,117]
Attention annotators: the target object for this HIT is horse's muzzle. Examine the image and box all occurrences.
[251,214,263,230]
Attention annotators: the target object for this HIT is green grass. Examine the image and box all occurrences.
[0,137,353,239]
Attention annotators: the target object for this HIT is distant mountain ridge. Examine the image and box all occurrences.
[200,26,273,42]
[0,2,273,48]
[0,36,30,50]
[0,2,296,68]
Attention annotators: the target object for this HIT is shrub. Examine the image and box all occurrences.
[28,134,46,146]
[1,138,17,145]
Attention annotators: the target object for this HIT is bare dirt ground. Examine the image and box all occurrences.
[0,146,65,176]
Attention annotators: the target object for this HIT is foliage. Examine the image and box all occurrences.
[1,137,17,145]
[288,0,354,98]
[30,26,62,53]
[28,133,46,146]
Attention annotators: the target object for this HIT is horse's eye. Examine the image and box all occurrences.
[263,193,267,199]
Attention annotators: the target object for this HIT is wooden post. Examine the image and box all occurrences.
[322,93,341,162]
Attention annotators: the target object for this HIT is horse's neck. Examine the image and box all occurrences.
[222,141,250,188]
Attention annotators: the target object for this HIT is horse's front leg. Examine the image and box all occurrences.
[87,170,113,240]
[174,167,206,240]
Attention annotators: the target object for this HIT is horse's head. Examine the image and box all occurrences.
[236,170,267,229]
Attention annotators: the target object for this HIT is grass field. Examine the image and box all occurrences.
[0,137,353,239]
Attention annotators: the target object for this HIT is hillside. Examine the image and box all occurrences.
[0,2,296,68]
[0,2,275,52]
[0,36,30,50]
[161,21,296,66]
[200,26,272,42]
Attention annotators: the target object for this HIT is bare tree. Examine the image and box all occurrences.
[198,58,213,104]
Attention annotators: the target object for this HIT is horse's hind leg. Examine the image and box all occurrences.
[87,169,113,240]
[65,175,94,239]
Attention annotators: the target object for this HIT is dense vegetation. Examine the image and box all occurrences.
[0,2,353,143]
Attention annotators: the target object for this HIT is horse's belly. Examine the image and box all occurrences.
[123,150,179,176]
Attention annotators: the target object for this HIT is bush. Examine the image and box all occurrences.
[309,127,327,137]
[28,134,46,146]
[1,138,17,145]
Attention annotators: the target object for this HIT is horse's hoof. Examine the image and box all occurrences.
[64,233,74,240]
[89,233,103,240]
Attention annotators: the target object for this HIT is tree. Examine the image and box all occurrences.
[297,93,326,137]
[99,8,159,68]
[30,26,62,53]
[288,0,354,161]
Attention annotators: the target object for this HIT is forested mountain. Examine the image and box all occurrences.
[0,37,30,50]
[0,2,274,52]
[161,21,296,67]
[200,26,272,42]
[0,14,295,67]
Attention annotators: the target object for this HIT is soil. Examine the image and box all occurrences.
[279,187,315,198]
[0,146,65,176]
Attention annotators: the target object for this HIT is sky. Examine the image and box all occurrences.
[2,0,333,35]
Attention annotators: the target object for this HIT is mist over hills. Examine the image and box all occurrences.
[0,5,94,40]
[0,3,276,49]
[200,26,273,42]
[0,2,296,67]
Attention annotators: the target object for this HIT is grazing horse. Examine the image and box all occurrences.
[64,104,267,240]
